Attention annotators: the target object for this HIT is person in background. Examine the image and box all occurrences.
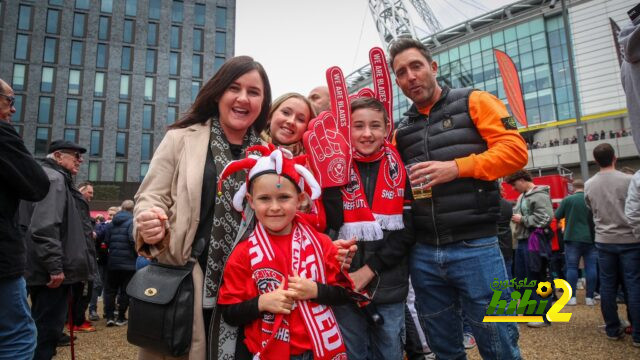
[104,200,136,327]
[619,7,640,154]
[0,78,50,360]
[88,206,119,321]
[21,140,92,360]
[307,85,331,114]
[555,180,597,306]
[626,170,640,240]
[584,143,639,346]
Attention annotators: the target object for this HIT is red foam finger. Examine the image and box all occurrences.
[369,47,394,139]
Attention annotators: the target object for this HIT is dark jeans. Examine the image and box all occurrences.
[89,263,105,313]
[596,242,640,342]
[71,281,92,325]
[564,242,597,298]
[514,239,529,283]
[29,284,70,360]
[104,269,134,320]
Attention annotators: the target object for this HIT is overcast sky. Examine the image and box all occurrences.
[235,0,517,98]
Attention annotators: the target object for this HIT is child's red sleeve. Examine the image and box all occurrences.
[217,241,258,305]
[318,233,354,290]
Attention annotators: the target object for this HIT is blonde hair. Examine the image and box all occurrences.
[262,92,317,155]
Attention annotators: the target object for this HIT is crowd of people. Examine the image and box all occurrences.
[1,35,639,360]
[527,129,633,149]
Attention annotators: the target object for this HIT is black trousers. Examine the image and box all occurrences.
[71,281,93,326]
[104,269,134,320]
[29,284,70,360]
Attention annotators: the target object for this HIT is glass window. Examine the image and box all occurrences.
[68,70,81,95]
[143,105,153,130]
[140,163,149,180]
[167,106,177,125]
[64,129,78,143]
[115,163,126,182]
[125,0,137,17]
[98,16,110,40]
[120,75,130,99]
[214,56,225,71]
[38,97,52,124]
[192,54,202,78]
[46,9,60,34]
[88,161,99,181]
[216,7,227,28]
[520,52,533,70]
[18,5,31,31]
[35,128,50,155]
[101,0,113,13]
[530,18,545,34]
[15,34,29,60]
[480,35,492,50]
[144,77,154,101]
[41,67,55,92]
[146,49,156,73]
[75,0,90,10]
[168,79,177,103]
[92,101,103,127]
[172,1,183,22]
[518,37,532,54]
[123,20,134,43]
[96,44,107,68]
[193,29,203,52]
[121,47,132,71]
[516,22,530,38]
[533,48,548,66]
[194,4,206,26]
[141,133,152,161]
[90,131,101,156]
[215,31,226,53]
[459,43,470,58]
[12,64,26,91]
[149,0,161,20]
[43,37,56,63]
[469,40,481,54]
[118,103,129,129]
[535,64,551,89]
[13,95,24,122]
[66,99,80,125]
[94,72,105,97]
[504,27,517,42]
[170,52,180,75]
[116,132,127,158]
[191,81,201,102]
[147,23,158,46]
[449,48,459,61]
[171,26,181,49]
[73,13,86,37]
[71,41,83,66]
[49,0,64,5]
[492,31,504,46]
[531,33,546,50]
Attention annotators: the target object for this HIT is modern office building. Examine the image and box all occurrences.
[0,0,235,183]
[347,0,639,178]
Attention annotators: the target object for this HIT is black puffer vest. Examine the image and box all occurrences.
[395,87,500,245]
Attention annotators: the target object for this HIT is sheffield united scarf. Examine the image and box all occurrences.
[248,219,347,360]
[339,142,406,241]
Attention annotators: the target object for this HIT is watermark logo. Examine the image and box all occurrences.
[482,278,572,323]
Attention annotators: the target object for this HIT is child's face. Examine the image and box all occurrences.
[247,173,304,235]
[351,108,388,156]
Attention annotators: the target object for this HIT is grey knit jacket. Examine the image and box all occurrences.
[619,18,640,153]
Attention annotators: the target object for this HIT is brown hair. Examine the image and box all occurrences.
[350,97,390,128]
[170,56,272,132]
[505,170,533,185]
[593,143,615,167]
[389,37,433,71]
[262,92,316,146]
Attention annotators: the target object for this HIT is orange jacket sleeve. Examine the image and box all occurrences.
[454,91,528,180]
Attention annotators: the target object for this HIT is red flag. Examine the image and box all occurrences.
[494,49,527,127]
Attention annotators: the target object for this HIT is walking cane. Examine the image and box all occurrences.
[68,292,75,360]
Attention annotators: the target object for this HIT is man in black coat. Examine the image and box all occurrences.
[0,78,50,359]
[20,140,92,360]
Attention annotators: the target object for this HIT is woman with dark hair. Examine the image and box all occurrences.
[133,55,272,360]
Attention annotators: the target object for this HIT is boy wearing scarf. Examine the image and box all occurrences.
[323,98,413,360]
[217,147,353,360]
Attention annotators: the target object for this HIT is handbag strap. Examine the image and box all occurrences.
[191,237,206,261]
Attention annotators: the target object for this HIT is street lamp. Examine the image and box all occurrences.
[550,0,590,181]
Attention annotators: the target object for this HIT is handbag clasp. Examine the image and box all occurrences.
[145,287,158,297]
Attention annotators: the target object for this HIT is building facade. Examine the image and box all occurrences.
[0,0,235,182]
[347,0,638,177]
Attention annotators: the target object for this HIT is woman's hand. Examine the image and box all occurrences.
[349,265,376,292]
[333,237,357,271]
[258,281,296,314]
[135,206,168,245]
[288,273,318,301]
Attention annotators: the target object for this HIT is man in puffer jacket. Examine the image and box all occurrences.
[506,170,553,328]
[103,200,136,327]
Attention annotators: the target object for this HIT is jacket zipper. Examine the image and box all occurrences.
[422,116,440,246]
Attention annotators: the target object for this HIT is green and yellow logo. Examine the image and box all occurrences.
[482,278,572,323]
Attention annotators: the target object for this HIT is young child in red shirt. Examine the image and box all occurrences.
[217,146,352,360]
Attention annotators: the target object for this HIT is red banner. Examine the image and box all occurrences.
[494,49,527,127]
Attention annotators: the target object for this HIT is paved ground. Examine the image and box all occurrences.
[55,289,639,359]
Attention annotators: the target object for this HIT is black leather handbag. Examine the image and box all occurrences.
[126,260,196,357]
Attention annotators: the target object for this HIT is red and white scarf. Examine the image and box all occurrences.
[339,142,406,241]
[247,219,348,360]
